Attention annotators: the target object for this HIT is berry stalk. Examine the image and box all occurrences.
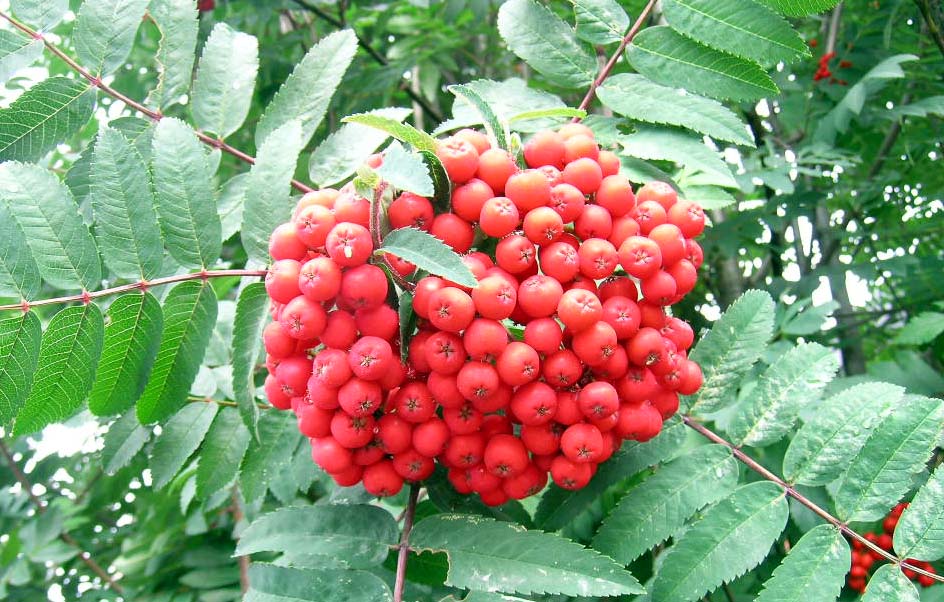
[393,483,420,602]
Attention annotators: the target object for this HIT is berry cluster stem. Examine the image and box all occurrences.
[0,440,125,594]
[574,0,659,115]
[0,10,313,194]
[682,415,944,584]
[0,270,267,313]
[393,483,421,602]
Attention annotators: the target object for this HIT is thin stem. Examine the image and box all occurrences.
[187,395,271,410]
[0,10,313,194]
[231,488,250,594]
[682,415,944,584]
[574,0,658,115]
[0,270,267,313]
[825,3,844,55]
[393,484,420,602]
[0,440,125,594]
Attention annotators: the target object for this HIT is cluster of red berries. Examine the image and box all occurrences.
[847,503,939,593]
[260,122,705,504]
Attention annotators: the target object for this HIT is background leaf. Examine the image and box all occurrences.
[379,228,477,287]
[650,482,789,602]
[628,26,779,101]
[755,525,849,602]
[255,29,358,146]
[100,411,150,474]
[0,77,94,162]
[146,0,199,109]
[688,290,775,414]
[572,0,630,45]
[13,304,104,435]
[231,283,267,435]
[893,312,944,346]
[136,281,218,424]
[894,463,944,561]
[597,74,754,146]
[239,411,300,503]
[240,121,304,263]
[10,0,68,29]
[0,203,41,300]
[497,0,597,88]
[72,0,149,76]
[151,117,222,269]
[191,23,259,138]
[0,312,41,427]
[0,31,43,81]
[87,292,163,416]
[618,126,738,188]
[149,402,218,490]
[244,564,392,602]
[411,514,644,597]
[196,407,250,499]
[90,127,164,280]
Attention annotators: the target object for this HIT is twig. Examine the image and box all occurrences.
[289,0,443,122]
[575,0,659,114]
[914,0,944,60]
[0,270,267,313]
[0,440,125,594]
[231,488,250,594]
[393,484,420,602]
[0,10,314,194]
[682,415,944,584]
[825,3,844,55]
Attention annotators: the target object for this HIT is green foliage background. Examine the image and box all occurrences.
[0,0,942,601]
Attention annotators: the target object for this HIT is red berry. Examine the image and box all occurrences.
[484,434,530,477]
[437,137,479,184]
[362,460,404,497]
[388,192,434,231]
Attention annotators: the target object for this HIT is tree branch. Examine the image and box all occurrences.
[575,0,659,114]
[682,415,944,584]
[393,484,420,602]
[0,10,314,194]
[0,440,126,594]
[0,270,267,313]
[914,0,944,60]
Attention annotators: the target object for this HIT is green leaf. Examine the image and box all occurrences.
[412,514,643,596]
[448,84,509,150]
[11,0,68,29]
[398,289,417,362]
[309,107,411,187]
[593,444,739,564]
[727,342,840,448]
[149,402,218,490]
[661,0,809,68]
[0,77,94,162]
[572,0,630,45]
[497,0,597,89]
[375,142,434,197]
[535,417,687,530]
[682,185,736,210]
[0,312,41,427]
[191,23,259,138]
[419,150,452,213]
[342,113,437,153]
[101,411,150,474]
[755,525,849,602]
[146,0,199,109]
[618,126,738,188]
[437,79,568,135]
[889,95,944,119]
[245,564,392,602]
[90,127,164,280]
[597,74,754,146]
[87,292,163,416]
[239,411,300,503]
[13,304,104,436]
[256,29,357,146]
[152,117,222,268]
[650,482,789,602]
[0,31,43,81]
[508,108,587,122]
[73,0,149,76]
[232,283,267,436]
[236,505,398,567]
[893,312,944,346]
[756,0,841,17]
[0,162,100,290]
[861,564,920,602]
[196,407,250,499]
[833,396,944,522]
[240,120,304,263]
[894,463,944,561]
[378,228,477,288]
[688,290,775,414]
[136,281,218,424]
[0,203,40,300]
[783,382,903,486]
[628,26,779,102]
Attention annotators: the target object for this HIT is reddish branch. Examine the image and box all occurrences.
[393,484,420,602]
[0,440,125,594]
[574,0,659,115]
[683,415,944,584]
[0,270,267,313]
[0,11,314,194]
